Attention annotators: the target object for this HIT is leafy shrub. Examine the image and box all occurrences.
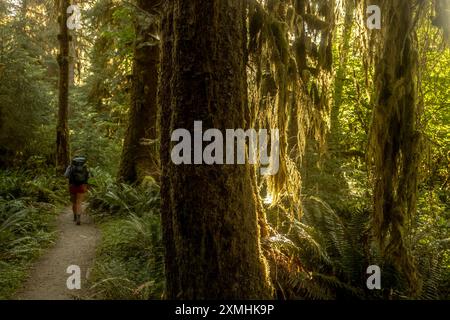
[0,169,65,299]
[266,196,450,300]
[87,170,163,299]
[89,213,164,299]
[0,198,58,299]
[0,170,67,204]
[88,169,159,218]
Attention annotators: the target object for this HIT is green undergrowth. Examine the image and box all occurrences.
[0,169,66,299]
[87,171,164,299]
[87,168,449,300]
[266,194,450,300]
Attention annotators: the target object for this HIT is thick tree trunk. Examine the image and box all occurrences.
[56,0,70,172]
[159,0,273,299]
[370,0,422,295]
[118,0,160,184]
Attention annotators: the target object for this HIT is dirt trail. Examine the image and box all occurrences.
[15,205,100,300]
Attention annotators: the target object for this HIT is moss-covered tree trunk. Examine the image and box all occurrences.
[118,0,160,184]
[159,0,273,299]
[369,0,422,295]
[56,0,70,172]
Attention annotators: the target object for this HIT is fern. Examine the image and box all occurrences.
[267,193,449,300]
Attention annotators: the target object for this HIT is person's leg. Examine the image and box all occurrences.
[78,192,85,215]
[70,193,76,221]
[76,192,85,225]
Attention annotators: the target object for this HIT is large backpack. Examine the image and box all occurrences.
[69,156,89,186]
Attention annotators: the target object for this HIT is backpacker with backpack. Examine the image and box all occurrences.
[69,156,89,186]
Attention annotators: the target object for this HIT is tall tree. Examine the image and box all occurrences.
[329,0,354,152]
[159,0,273,299]
[56,0,70,172]
[118,0,160,184]
[369,0,423,295]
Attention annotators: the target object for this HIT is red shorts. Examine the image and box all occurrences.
[69,184,88,194]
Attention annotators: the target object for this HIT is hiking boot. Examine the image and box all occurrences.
[76,214,81,225]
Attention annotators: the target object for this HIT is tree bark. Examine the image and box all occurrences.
[118,0,160,184]
[56,0,70,172]
[159,0,273,299]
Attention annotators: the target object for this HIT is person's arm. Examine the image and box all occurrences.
[64,165,71,178]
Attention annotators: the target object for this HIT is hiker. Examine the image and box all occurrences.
[64,156,89,225]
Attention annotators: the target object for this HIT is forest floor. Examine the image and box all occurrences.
[14,205,100,300]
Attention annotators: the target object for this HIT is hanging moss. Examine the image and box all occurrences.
[294,37,307,72]
[246,0,334,222]
[433,0,450,43]
[369,0,423,296]
[261,71,278,98]
[303,13,329,31]
[249,6,265,54]
[295,0,306,15]
[270,20,290,65]
[286,6,296,29]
